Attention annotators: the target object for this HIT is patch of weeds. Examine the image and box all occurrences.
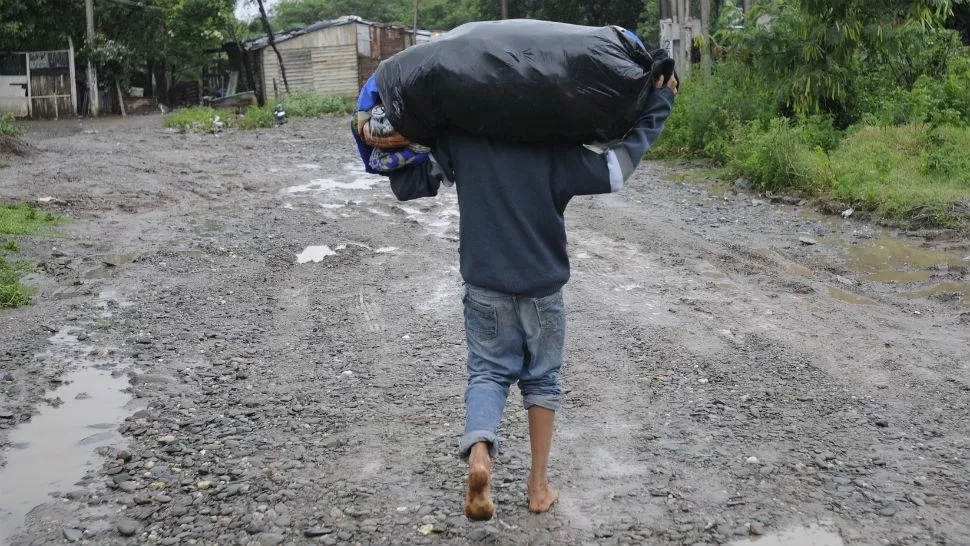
[163,107,236,133]
[238,105,275,129]
[0,255,32,308]
[280,92,354,118]
[95,320,113,330]
[0,203,63,236]
[0,112,20,138]
[1,203,63,309]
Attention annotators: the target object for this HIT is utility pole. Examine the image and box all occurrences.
[85,0,99,116]
[501,0,508,19]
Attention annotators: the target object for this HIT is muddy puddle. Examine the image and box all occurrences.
[730,524,844,546]
[803,227,970,305]
[0,361,134,541]
[840,236,970,304]
[1,289,139,541]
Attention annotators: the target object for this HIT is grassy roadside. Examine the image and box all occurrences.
[713,122,970,229]
[0,203,63,308]
[164,93,354,133]
[652,95,970,230]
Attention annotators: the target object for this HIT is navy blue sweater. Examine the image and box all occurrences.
[389,87,675,297]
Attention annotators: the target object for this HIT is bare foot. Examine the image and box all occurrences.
[465,446,495,521]
[527,474,559,513]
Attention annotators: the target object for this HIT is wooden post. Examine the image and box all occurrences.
[25,52,32,118]
[116,80,126,117]
[68,37,78,116]
[700,0,711,77]
[85,0,99,116]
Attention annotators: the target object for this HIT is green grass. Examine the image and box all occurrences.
[0,203,62,235]
[826,125,970,227]
[279,92,354,117]
[163,107,237,133]
[0,203,63,308]
[238,105,275,130]
[164,93,353,133]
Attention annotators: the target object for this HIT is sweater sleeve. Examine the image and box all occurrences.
[563,87,675,197]
[607,87,676,191]
[388,155,447,201]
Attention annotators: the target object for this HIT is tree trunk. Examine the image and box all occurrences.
[700,0,711,77]
[743,0,753,13]
[501,0,508,19]
[256,0,289,95]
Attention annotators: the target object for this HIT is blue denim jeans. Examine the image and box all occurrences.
[459,284,566,459]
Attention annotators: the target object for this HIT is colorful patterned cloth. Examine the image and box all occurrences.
[351,74,429,175]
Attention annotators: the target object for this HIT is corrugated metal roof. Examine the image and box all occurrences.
[240,15,432,51]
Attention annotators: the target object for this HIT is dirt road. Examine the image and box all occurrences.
[1,115,968,546]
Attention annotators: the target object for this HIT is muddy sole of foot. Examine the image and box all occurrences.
[465,468,495,521]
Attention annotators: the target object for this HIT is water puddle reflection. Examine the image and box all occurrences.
[904,282,970,304]
[828,287,876,305]
[296,245,337,263]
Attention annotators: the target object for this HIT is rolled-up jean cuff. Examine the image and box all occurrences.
[523,394,561,412]
[459,430,499,460]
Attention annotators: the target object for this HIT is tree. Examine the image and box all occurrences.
[255,0,289,93]
[726,0,962,117]
[0,0,83,51]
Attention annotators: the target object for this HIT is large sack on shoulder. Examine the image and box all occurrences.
[375,19,657,145]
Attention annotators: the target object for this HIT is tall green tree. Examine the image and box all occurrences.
[0,0,83,51]
[728,0,963,117]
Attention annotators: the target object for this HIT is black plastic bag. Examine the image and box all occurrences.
[375,19,658,145]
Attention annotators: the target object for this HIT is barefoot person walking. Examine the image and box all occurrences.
[388,72,677,521]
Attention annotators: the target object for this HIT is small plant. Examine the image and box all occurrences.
[95,320,114,330]
[0,113,20,138]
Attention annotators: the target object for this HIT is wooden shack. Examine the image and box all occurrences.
[233,16,431,104]
[0,44,78,119]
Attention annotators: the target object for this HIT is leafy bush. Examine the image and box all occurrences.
[726,117,834,194]
[280,93,354,118]
[163,107,236,133]
[650,60,776,161]
[1,112,20,138]
[239,105,275,129]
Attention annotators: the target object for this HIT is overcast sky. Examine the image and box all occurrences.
[234,0,281,22]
